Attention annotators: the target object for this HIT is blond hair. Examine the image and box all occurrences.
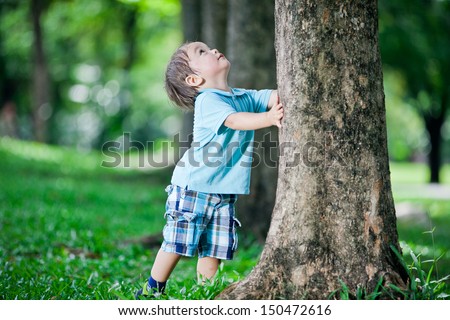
[164,43,198,111]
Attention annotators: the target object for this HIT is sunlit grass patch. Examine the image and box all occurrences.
[390,161,450,185]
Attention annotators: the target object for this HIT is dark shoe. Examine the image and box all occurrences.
[135,283,165,300]
[134,283,149,300]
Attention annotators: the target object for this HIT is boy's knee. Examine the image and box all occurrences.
[197,257,220,279]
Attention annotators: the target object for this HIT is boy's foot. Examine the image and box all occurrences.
[134,282,150,300]
[134,289,146,300]
[134,283,164,300]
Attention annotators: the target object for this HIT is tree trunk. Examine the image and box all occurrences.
[178,0,228,161]
[227,0,277,242]
[423,92,448,184]
[425,116,443,184]
[0,41,19,138]
[219,0,407,299]
[202,0,228,52]
[31,0,50,142]
[182,0,202,43]
[178,0,203,161]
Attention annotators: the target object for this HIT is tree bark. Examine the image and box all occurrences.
[31,0,50,142]
[227,0,277,242]
[219,0,407,299]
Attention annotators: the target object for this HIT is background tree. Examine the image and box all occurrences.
[0,1,21,138]
[178,0,228,160]
[177,0,201,159]
[379,0,450,183]
[31,0,51,142]
[220,0,407,299]
[202,0,227,50]
[227,0,277,241]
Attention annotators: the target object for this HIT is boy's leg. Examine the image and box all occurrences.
[136,249,180,298]
[197,256,220,281]
[151,249,181,282]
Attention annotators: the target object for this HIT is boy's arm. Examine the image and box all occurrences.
[224,102,284,130]
[267,90,278,110]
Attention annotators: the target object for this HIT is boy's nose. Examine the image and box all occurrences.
[211,48,219,54]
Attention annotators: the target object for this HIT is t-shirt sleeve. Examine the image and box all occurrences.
[245,89,273,113]
[196,93,237,134]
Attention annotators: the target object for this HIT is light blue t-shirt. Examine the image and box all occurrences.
[171,87,272,194]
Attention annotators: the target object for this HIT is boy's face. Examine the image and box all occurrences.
[185,42,230,84]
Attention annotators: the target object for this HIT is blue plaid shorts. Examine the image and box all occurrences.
[161,185,240,260]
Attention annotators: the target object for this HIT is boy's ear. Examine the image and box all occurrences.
[185,74,203,87]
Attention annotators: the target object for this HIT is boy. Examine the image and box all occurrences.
[136,42,283,298]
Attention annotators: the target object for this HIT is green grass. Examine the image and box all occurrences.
[390,162,450,280]
[395,199,450,281]
[390,162,450,185]
[0,138,167,299]
[0,137,448,299]
[0,137,259,299]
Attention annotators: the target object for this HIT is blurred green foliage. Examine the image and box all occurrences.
[0,0,182,150]
[384,71,428,161]
[379,0,450,163]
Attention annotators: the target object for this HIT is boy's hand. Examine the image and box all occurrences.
[266,101,284,128]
